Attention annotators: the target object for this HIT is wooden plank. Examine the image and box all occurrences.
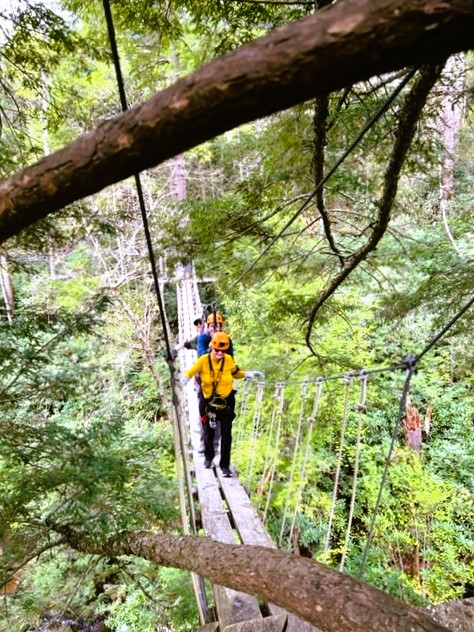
[223,614,288,632]
[194,457,235,543]
[217,468,275,548]
[217,469,322,632]
[193,456,262,627]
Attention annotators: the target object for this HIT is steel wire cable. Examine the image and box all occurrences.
[288,378,324,549]
[357,361,415,578]
[339,372,368,572]
[101,2,208,621]
[257,382,284,510]
[263,383,286,521]
[245,380,266,490]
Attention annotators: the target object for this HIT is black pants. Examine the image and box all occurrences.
[198,390,236,469]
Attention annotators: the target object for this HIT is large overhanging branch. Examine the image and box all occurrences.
[0,0,473,244]
[52,527,450,632]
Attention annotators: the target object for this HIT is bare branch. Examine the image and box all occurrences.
[305,62,446,354]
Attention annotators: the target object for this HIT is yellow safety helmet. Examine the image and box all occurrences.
[211,332,230,351]
[207,312,224,325]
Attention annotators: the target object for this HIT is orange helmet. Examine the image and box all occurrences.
[211,332,230,351]
[207,312,224,325]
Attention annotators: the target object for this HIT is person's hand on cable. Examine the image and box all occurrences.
[244,370,265,381]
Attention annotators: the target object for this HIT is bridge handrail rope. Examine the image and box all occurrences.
[256,363,406,387]
[278,380,310,546]
[339,371,368,572]
[288,378,324,549]
[263,382,286,522]
[323,373,353,556]
[176,282,201,530]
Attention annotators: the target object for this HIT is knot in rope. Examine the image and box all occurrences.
[403,354,417,371]
[356,370,369,412]
[343,372,354,385]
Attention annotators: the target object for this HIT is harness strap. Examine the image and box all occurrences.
[208,353,225,398]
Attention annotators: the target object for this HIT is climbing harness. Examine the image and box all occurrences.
[204,353,227,429]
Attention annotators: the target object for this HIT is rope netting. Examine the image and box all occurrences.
[232,366,418,572]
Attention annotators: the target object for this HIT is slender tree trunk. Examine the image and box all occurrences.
[439,54,466,256]
[0,254,14,323]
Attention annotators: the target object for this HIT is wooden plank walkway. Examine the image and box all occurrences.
[177,279,320,632]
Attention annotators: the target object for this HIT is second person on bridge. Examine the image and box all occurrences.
[182,332,264,477]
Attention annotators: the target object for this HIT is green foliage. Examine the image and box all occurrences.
[103,565,197,631]
[0,0,473,624]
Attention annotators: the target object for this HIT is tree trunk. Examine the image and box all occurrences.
[0,0,472,244]
[439,54,466,256]
[61,530,451,632]
[0,254,14,322]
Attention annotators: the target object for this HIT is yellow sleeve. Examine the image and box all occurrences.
[229,358,245,380]
[186,356,204,379]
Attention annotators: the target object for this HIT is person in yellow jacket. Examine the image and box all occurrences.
[182,331,264,477]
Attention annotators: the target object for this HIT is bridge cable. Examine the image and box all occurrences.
[339,371,368,573]
[257,382,282,509]
[323,373,353,556]
[278,380,310,547]
[288,378,324,550]
[358,359,414,577]
[245,380,267,490]
[235,377,252,445]
[259,382,285,516]
[263,382,287,521]
[101,1,208,620]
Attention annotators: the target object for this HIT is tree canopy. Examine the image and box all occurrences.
[0,0,473,630]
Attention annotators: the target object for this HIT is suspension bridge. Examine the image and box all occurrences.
[172,277,474,632]
[175,278,321,631]
[173,277,406,631]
